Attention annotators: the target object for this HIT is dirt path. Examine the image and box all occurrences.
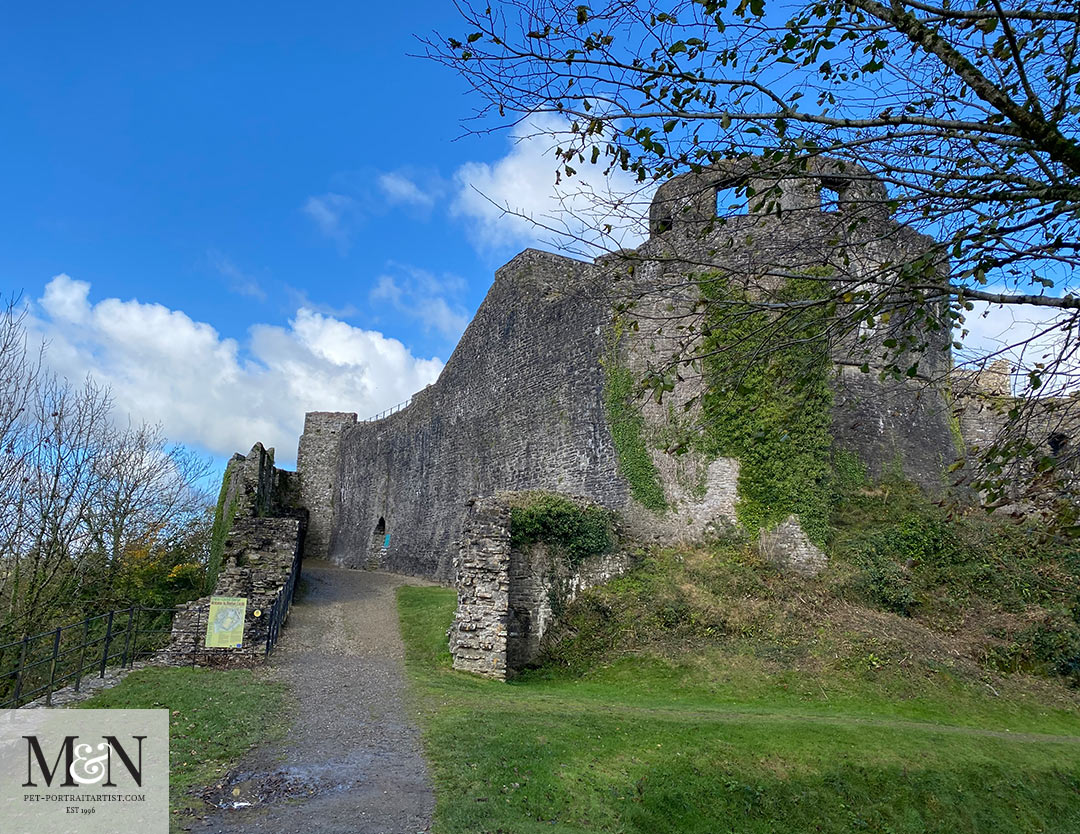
[187,560,436,834]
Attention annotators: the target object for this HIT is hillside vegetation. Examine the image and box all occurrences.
[542,481,1080,695]
[398,482,1080,833]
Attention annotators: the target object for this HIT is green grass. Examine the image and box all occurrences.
[79,666,290,825]
[399,585,1080,834]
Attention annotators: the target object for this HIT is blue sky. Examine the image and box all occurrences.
[0,2,647,469]
[0,2,1051,473]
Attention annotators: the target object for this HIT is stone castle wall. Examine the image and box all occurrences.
[297,411,357,560]
[951,360,1080,509]
[634,157,957,491]
[297,158,964,582]
[168,517,303,664]
[326,250,627,580]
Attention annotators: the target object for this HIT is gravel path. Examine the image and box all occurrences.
[187,560,436,834]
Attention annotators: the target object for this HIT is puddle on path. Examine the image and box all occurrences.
[199,752,383,810]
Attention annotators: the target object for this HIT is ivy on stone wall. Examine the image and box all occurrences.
[206,464,241,592]
[700,274,835,544]
[603,325,668,513]
[509,492,614,568]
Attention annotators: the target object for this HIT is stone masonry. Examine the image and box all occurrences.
[297,411,357,560]
[447,497,512,678]
[297,156,964,583]
[166,443,306,665]
[449,494,632,680]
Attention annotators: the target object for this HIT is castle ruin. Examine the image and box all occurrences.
[295,158,959,584]
[204,157,1063,678]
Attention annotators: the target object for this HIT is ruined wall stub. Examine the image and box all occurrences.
[168,443,306,665]
[449,495,632,680]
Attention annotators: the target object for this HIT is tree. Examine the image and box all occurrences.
[429,0,1080,516]
[0,298,212,639]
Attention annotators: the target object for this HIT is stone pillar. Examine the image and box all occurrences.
[296,411,356,560]
[449,497,512,679]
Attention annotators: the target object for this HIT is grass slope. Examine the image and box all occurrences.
[79,666,290,826]
[399,585,1080,834]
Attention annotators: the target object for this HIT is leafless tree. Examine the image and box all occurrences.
[0,299,211,638]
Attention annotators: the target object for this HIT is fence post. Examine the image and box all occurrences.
[74,616,89,693]
[192,606,200,668]
[12,634,30,706]
[120,606,134,668]
[100,610,114,678]
[265,599,276,658]
[129,608,140,667]
[45,627,62,707]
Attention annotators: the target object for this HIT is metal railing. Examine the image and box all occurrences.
[0,606,178,709]
[265,551,303,657]
[1,552,305,708]
[362,396,412,422]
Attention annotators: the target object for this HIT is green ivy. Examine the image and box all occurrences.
[603,331,668,513]
[508,492,614,568]
[942,380,967,457]
[700,274,835,544]
[831,449,867,500]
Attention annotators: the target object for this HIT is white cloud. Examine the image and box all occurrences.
[302,193,361,250]
[957,301,1079,393]
[451,114,653,256]
[369,265,469,341]
[29,274,443,467]
[377,172,436,209]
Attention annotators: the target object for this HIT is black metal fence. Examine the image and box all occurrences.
[264,551,302,657]
[0,555,303,708]
[0,606,178,709]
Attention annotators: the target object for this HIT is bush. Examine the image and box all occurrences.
[985,615,1080,685]
[508,492,614,566]
[851,546,918,616]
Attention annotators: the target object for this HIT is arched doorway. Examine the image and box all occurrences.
[368,516,388,569]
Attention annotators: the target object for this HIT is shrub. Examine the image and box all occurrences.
[508,492,614,566]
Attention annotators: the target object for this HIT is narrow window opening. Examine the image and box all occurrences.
[1049,432,1069,457]
[715,186,742,216]
[369,516,389,568]
[820,186,842,213]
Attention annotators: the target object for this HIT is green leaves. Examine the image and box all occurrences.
[509,493,614,566]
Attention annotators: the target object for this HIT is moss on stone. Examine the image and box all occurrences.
[942,381,968,457]
[603,327,668,514]
[700,274,835,544]
[831,449,868,498]
[206,462,241,592]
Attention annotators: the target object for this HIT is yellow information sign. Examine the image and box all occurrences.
[205,596,247,648]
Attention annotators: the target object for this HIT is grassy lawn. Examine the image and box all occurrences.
[398,585,1080,834]
[79,666,290,826]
